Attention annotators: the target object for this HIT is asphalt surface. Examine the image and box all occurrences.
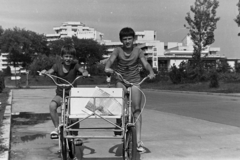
[1,88,240,160]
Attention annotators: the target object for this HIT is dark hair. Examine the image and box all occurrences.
[119,27,135,41]
[61,44,76,57]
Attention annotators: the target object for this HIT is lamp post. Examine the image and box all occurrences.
[26,70,29,88]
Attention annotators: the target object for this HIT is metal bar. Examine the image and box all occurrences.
[65,127,122,130]
[65,135,123,139]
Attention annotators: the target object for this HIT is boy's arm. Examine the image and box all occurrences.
[140,57,155,79]
[40,68,54,75]
[78,67,88,76]
[104,53,117,73]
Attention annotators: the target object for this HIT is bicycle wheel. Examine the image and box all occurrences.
[59,126,68,160]
[68,139,75,159]
[123,126,137,160]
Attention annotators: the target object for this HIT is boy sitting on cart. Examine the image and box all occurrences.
[40,44,88,139]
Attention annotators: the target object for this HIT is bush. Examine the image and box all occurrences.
[88,63,105,76]
[29,54,60,76]
[169,64,182,84]
[0,71,5,93]
[218,72,240,83]
[209,70,219,88]
[3,66,11,76]
[168,61,215,84]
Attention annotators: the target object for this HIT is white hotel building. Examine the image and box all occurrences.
[46,22,104,43]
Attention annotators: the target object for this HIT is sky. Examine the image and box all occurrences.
[0,0,240,58]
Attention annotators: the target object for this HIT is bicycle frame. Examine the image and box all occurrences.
[111,71,149,126]
[108,71,149,160]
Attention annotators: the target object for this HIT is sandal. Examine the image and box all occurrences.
[50,128,59,139]
[137,141,145,152]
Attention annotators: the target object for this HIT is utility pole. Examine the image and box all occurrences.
[26,70,29,88]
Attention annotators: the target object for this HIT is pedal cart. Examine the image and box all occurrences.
[40,72,147,160]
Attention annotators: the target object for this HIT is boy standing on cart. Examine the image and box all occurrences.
[104,27,155,152]
[40,44,88,139]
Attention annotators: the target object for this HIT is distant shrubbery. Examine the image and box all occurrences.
[0,71,5,93]
[167,60,240,88]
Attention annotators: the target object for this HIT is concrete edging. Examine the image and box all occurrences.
[0,90,12,160]
[145,88,240,97]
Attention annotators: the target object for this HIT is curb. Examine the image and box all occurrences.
[0,90,12,160]
[144,88,240,97]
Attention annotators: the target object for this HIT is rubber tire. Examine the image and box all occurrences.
[59,126,68,160]
[68,139,75,159]
[123,126,137,160]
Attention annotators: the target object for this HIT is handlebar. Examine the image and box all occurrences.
[108,71,149,86]
[38,71,83,88]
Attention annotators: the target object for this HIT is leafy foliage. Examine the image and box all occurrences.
[216,59,232,73]
[29,54,60,76]
[235,0,240,36]
[184,0,220,80]
[3,66,11,76]
[209,69,219,88]
[0,71,5,93]
[218,72,240,83]
[169,64,182,84]
[72,37,107,67]
[0,27,49,68]
[169,61,213,84]
[47,37,73,56]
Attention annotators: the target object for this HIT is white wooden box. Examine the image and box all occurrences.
[69,87,123,118]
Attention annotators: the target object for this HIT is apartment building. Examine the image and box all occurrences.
[0,53,9,71]
[0,53,23,73]
[162,34,224,70]
[46,22,104,43]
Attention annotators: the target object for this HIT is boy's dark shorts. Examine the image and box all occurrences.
[51,95,63,107]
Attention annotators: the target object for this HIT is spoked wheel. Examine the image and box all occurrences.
[59,126,68,160]
[123,126,137,160]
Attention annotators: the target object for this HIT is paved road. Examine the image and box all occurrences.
[10,89,240,160]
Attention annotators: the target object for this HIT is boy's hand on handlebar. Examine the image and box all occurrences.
[148,73,156,79]
[82,71,89,77]
[39,70,47,76]
[105,68,114,74]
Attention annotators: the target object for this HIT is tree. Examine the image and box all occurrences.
[235,0,240,36]
[47,37,73,56]
[184,0,220,80]
[0,26,3,37]
[72,37,107,68]
[29,54,60,76]
[216,59,232,73]
[0,27,49,69]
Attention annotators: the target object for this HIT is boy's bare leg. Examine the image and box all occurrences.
[49,101,59,128]
[131,86,142,144]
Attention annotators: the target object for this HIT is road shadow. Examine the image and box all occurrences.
[12,112,51,126]
[108,143,151,160]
